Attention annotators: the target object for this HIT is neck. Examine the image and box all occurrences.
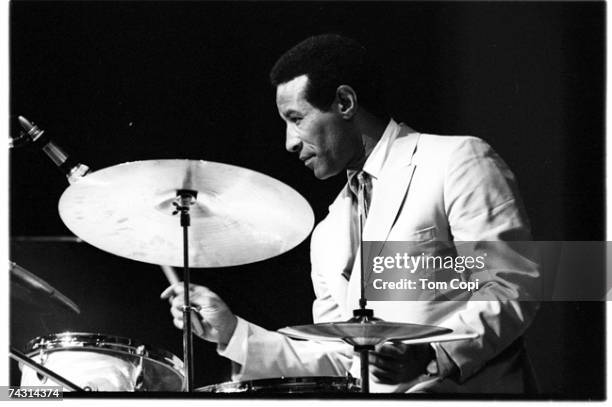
[347,112,389,170]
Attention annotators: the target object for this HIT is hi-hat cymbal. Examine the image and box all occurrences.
[279,320,452,347]
[58,160,314,268]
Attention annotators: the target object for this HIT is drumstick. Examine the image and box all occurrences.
[160,265,206,337]
[399,332,479,345]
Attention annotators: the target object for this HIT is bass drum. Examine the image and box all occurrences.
[20,332,184,391]
[197,376,360,394]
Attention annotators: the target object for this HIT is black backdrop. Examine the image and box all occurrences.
[8,1,605,398]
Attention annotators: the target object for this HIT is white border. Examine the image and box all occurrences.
[1,2,608,406]
[1,0,10,393]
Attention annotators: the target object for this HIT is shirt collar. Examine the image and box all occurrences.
[346,118,401,181]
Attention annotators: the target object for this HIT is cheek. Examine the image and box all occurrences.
[326,127,350,158]
[304,124,327,150]
[307,116,343,155]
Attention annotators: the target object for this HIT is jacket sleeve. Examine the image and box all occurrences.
[434,137,540,382]
[216,221,354,381]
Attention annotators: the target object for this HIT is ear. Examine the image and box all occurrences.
[333,85,358,119]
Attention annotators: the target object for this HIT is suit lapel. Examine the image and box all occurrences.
[334,125,421,312]
[364,128,420,241]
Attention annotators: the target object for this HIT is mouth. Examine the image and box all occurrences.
[300,155,315,167]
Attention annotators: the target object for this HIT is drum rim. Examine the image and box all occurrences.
[198,376,360,392]
[24,331,184,377]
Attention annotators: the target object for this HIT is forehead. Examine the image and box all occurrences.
[275,75,311,112]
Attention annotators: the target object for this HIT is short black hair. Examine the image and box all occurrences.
[270,34,388,119]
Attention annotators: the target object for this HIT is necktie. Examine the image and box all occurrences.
[342,170,372,281]
[349,170,372,221]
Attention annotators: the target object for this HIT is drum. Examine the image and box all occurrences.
[197,376,360,394]
[20,332,184,391]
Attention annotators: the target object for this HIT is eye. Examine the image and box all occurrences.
[289,116,302,125]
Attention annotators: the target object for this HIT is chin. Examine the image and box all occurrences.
[313,165,339,180]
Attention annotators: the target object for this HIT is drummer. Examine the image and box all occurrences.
[162,34,540,393]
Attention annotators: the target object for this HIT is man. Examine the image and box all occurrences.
[162,34,540,393]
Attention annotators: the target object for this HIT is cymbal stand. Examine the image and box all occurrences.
[349,309,376,394]
[10,347,84,391]
[173,189,198,392]
[353,210,375,393]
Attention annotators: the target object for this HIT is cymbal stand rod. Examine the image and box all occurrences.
[182,223,194,392]
[355,345,373,393]
[357,193,372,393]
[359,212,367,310]
[10,347,84,391]
[175,190,198,392]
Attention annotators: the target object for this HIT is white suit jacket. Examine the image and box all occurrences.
[218,120,540,393]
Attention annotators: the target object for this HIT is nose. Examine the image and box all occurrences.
[285,128,302,153]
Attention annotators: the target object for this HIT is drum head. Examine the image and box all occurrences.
[197,376,360,393]
[23,332,184,391]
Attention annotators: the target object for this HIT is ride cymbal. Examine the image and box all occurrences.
[58,160,314,267]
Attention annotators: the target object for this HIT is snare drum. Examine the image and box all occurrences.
[20,332,184,391]
[197,376,360,394]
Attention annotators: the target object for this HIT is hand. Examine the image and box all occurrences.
[160,283,237,347]
[368,343,435,384]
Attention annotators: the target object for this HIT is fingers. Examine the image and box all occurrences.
[370,352,403,384]
[369,353,408,384]
[161,283,232,343]
[170,302,184,319]
[369,353,405,372]
[368,344,435,384]
[369,344,413,384]
[173,317,183,330]
[171,295,185,309]
[165,284,222,326]
[169,296,203,319]
[161,282,196,299]
[160,283,183,299]
[160,283,215,300]
[373,343,410,359]
[169,291,215,312]
[370,365,399,384]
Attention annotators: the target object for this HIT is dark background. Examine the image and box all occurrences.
[8,1,605,398]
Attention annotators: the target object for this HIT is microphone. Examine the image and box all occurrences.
[15,116,90,184]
